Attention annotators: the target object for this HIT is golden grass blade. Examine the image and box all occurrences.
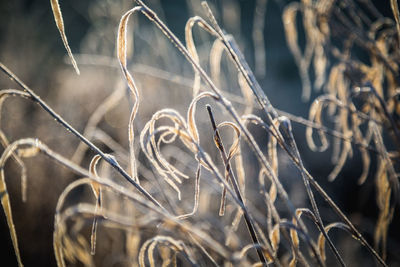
[313,44,327,90]
[177,163,201,219]
[53,229,64,267]
[234,142,246,204]
[306,98,329,152]
[214,121,241,216]
[157,134,187,180]
[139,236,186,267]
[374,159,392,261]
[64,234,94,267]
[357,144,371,185]
[235,243,274,264]
[225,208,243,246]
[317,222,353,263]
[238,73,254,115]
[216,122,241,166]
[328,133,351,182]
[289,208,314,267]
[0,139,46,267]
[50,0,80,74]
[0,131,28,203]
[269,224,280,253]
[350,112,371,185]
[146,240,157,267]
[117,7,144,184]
[290,216,299,252]
[89,155,102,199]
[187,92,219,145]
[0,176,23,267]
[210,39,225,89]
[282,2,312,100]
[159,245,173,267]
[0,90,32,202]
[331,78,352,164]
[185,16,215,97]
[54,216,95,267]
[269,181,277,204]
[289,208,317,267]
[267,126,278,179]
[126,230,141,264]
[154,130,188,181]
[88,155,102,255]
[280,220,323,266]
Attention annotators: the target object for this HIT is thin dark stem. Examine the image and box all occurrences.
[279,119,346,267]
[206,105,268,265]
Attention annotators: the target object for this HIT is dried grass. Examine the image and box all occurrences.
[0,0,399,266]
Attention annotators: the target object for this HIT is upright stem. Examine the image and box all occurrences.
[206,105,268,265]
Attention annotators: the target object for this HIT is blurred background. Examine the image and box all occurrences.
[0,0,399,266]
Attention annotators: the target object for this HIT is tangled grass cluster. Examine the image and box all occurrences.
[0,0,399,266]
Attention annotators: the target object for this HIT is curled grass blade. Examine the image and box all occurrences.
[206,105,268,264]
[117,7,143,184]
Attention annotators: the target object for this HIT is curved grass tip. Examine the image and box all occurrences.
[50,0,80,75]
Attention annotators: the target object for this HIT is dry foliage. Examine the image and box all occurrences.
[0,0,399,266]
